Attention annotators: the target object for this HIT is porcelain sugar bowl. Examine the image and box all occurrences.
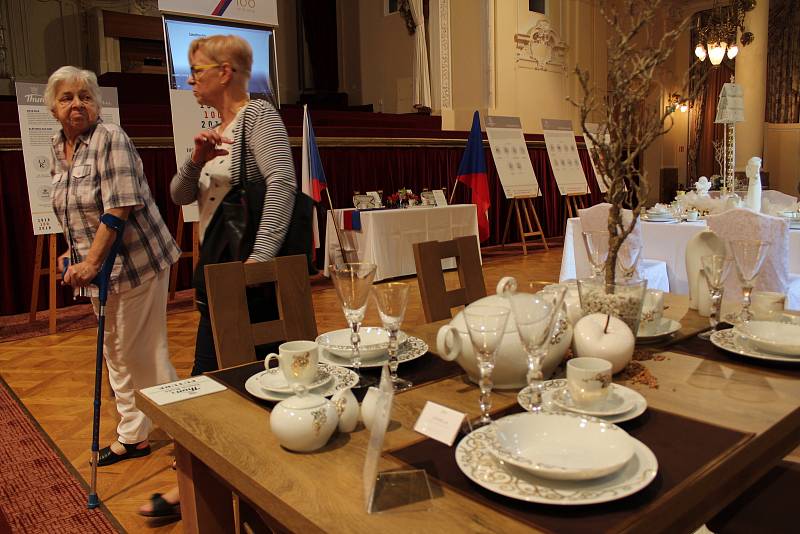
[270,391,338,452]
[435,278,572,389]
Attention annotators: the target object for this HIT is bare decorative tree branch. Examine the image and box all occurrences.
[568,0,706,286]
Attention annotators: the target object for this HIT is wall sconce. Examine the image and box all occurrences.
[667,93,690,114]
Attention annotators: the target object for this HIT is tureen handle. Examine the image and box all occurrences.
[436,325,462,361]
[496,276,518,297]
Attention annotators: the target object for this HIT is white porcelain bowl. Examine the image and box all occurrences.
[316,327,407,360]
[489,412,635,480]
[734,321,800,356]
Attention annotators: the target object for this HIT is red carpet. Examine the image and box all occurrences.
[0,378,120,533]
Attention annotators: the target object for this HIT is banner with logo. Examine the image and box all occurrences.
[15,82,120,235]
[485,115,540,199]
[541,118,588,196]
[158,0,278,27]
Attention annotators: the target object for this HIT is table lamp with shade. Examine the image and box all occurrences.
[714,79,744,195]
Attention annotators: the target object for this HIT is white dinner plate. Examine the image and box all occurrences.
[517,379,647,424]
[455,424,658,505]
[258,366,331,393]
[489,413,636,480]
[641,215,678,224]
[319,336,428,368]
[316,327,408,360]
[244,363,358,401]
[637,318,682,343]
[552,385,637,417]
[709,329,800,363]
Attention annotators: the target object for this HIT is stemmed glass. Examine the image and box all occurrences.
[617,239,643,281]
[462,305,510,428]
[329,263,378,387]
[372,282,412,392]
[508,285,567,412]
[582,231,610,279]
[698,254,733,339]
[730,240,770,323]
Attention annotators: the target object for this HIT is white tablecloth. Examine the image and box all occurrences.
[323,205,481,281]
[560,218,800,294]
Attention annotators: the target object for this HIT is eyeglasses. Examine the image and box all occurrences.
[189,63,236,80]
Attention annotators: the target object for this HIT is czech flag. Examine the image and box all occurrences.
[301,105,327,249]
[457,111,491,242]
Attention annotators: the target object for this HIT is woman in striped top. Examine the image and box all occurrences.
[170,34,296,377]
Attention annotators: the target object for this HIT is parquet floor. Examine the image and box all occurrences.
[0,246,563,534]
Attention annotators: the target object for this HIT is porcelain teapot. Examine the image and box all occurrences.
[435,278,572,389]
[270,390,338,452]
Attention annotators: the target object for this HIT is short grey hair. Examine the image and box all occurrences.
[44,66,102,112]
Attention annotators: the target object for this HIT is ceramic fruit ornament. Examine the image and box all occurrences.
[573,313,634,373]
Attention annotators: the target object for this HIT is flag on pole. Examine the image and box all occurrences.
[457,111,491,242]
[301,105,327,249]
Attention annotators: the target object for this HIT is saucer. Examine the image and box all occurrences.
[552,385,636,417]
[455,424,657,505]
[258,366,331,393]
[637,318,681,343]
[489,413,635,481]
[518,379,647,424]
[244,363,358,402]
[316,327,408,360]
[710,330,800,364]
[319,336,428,368]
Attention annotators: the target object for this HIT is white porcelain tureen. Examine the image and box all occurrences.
[435,278,573,389]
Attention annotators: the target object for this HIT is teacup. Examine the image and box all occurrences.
[265,340,319,393]
[567,357,612,407]
[686,210,699,221]
[750,291,785,321]
[639,289,665,336]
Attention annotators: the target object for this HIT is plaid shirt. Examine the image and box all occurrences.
[50,120,180,297]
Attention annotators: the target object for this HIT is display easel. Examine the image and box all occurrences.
[565,191,590,219]
[169,209,200,301]
[29,234,59,334]
[500,195,548,255]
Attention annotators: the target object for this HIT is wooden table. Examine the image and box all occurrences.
[137,296,800,533]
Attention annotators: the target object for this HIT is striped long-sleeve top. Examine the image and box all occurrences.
[170,99,296,262]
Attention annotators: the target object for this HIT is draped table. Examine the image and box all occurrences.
[137,295,799,533]
[560,217,800,293]
[323,205,481,281]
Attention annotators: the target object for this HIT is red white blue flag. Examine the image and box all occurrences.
[301,105,327,249]
[457,111,491,242]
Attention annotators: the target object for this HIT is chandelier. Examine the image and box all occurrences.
[694,0,757,66]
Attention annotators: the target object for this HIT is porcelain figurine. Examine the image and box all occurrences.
[332,387,359,433]
[695,176,712,197]
[435,278,572,389]
[270,391,338,452]
[745,156,762,213]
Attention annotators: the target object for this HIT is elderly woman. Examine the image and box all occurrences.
[47,66,180,466]
[171,34,296,376]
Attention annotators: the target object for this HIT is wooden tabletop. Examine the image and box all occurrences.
[136,295,800,533]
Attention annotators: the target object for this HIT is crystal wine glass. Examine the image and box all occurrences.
[698,254,733,339]
[329,263,377,387]
[582,231,610,279]
[508,285,567,412]
[462,305,510,428]
[617,239,643,281]
[730,240,770,323]
[372,282,412,392]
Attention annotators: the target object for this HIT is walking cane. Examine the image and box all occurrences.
[83,213,126,509]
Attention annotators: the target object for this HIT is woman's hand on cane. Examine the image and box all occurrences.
[191,130,232,165]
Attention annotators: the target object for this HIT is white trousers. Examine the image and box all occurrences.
[92,268,177,444]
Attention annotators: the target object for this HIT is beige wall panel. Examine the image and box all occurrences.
[764,124,800,196]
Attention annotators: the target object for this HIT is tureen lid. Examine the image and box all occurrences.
[277,391,329,410]
[451,294,517,334]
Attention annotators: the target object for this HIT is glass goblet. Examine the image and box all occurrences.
[329,263,377,388]
[582,231,610,279]
[508,285,566,412]
[372,282,412,392]
[462,305,510,428]
[698,254,733,339]
[617,239,643,281]
[730,240,770,323]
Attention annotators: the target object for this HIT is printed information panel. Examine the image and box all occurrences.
[541,118,588,196]
[486,115,540,199]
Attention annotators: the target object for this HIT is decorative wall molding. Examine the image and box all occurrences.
[438,0,452,109]
[514,19,568,73]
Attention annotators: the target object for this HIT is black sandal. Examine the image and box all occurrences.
[139,493,181,519]
[95,441,151,467]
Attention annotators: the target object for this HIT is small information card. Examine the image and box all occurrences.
[139,375,227,406]
[414,401,466,446]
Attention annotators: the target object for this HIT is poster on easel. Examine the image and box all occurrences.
[485,115,540,199]
[541,118,588,196]
[16,82,120,235]
[159,0,280,222]
[583,123,609,193]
